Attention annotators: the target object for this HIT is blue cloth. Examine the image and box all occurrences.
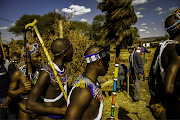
[135,46,149,57]
[118,63,129,76]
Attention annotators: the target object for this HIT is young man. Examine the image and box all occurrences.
[8,43,42,119]
[27,38,73,119]
[128,46,144,102]
[0,46,17,119]
[10,53,21,69]
[64,44,110,120]
[148,8,180,119]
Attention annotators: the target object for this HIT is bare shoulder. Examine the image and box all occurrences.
[11,69,23,81]
[71,87,93,104]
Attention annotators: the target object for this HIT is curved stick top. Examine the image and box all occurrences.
[25,19,38,29]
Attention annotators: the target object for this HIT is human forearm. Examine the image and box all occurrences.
[27,101,66,115]
[8,88,24,98]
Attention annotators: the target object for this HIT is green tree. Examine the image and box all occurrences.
[70,20,92,37]
[91,14,106,43]
[8,12,64,36]
[97,0,137,46]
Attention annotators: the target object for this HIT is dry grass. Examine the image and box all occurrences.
[101,47,157,120]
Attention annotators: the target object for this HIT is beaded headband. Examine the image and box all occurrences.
[53,42,72,56]
[10,58,20,63]
[85,50,109,64]
[165,8,180,31]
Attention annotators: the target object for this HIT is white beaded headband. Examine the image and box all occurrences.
[85,50,109,63]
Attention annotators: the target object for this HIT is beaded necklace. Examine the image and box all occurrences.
[20,65,39,84]
[73,73,104,102]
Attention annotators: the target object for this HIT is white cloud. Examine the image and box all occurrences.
[139,29,146,31]
[169,6,178,11]
[158,11,166,15]
[54,9,60,14]
[161,19,164,21]
[81,19,88,22]
[61,5,91,16]
[145,31,150,33]
[96,0,104,3]
[141,23,146,26]
[154,28,157,30]
[138,7,145,10]
[155,7,162,11]
[11,23,15,26]
[136,12,143,18]
[0,26,8,29]
[145,26,148,29]
[132,0,148,6]
[152,23,154,25]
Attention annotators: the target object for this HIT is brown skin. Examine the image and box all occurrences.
[27,39,73,120]
[148,13,180,119]
[8,52,41,119]
[64,45,110,120]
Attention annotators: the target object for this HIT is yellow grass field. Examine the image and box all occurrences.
[101,47,157,120]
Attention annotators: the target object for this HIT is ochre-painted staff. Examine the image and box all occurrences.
[22,29,30,81]
[109,45,121,120]
[0,32,6,60]
[25,19,68,101]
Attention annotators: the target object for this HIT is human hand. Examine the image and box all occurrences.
[0,97,11,109]
[21,81,32,93]
[138,74,142,79]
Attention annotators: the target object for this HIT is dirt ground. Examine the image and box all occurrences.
[101,47,157,120]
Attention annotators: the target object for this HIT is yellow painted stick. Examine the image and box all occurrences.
[25,19,67,101]
[59,20,63,38]
[126,72,130,95]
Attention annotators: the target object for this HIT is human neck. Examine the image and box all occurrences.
[53,58,64,71]
[173,34,180,43]
[85,67,98,84]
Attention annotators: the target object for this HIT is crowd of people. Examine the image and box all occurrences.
[0,8,180,120]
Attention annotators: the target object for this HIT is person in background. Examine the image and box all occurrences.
[8,43,41,119]
[128,46,144,102]
[10,53,21,69]
[0,46,18,119]
[117,58,129,93]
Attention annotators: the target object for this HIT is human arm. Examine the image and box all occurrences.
[64,88,93,120]
[164,56,180,94]
[8,70,31,98]
[0,96,11,109]
[27,70,66,115]
[143,46,151,53]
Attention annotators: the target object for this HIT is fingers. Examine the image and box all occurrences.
[0,104,8,109]
[24,81,32,91]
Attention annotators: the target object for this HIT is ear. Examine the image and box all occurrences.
[97,59,102,66]
[27,57,31,63]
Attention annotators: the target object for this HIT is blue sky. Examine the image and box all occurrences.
[0,0,179,43]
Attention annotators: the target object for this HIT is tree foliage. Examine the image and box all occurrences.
[97,0,137,45]
[8,12,64,36]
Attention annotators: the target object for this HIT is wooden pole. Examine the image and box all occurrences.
[0,33,6,60]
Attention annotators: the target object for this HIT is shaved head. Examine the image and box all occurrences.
[84,44,102,56]
[51,38,70,54]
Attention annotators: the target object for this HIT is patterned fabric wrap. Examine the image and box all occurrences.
[41,63,69,84]
[73,74,104,102]
[22,43,39,57]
